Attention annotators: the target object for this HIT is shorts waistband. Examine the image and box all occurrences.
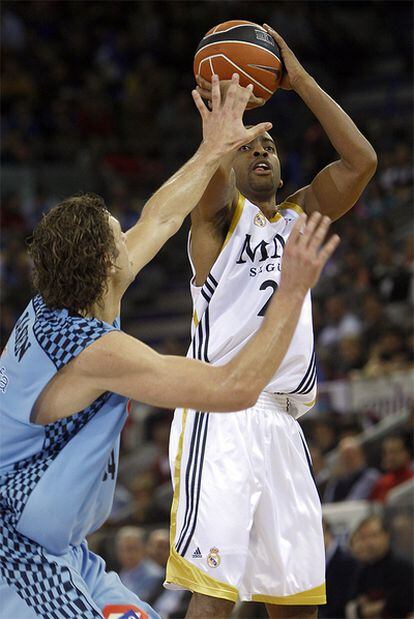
[253,391,291,413]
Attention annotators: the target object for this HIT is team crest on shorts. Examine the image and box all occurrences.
[207,547,221,568]
[254,212,266,227]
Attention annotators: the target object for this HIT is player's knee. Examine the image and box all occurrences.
[266,604,318,619]
[186,592,234,619]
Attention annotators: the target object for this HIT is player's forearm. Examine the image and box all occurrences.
[137,288,305,412]
[142,143,224,228]
[295,75,377,171]
[223,287,306,403]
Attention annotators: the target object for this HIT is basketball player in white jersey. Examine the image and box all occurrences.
[165,27,377,619]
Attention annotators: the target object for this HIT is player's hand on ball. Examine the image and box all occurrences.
[192,73,272,156]
[280,212,340,296]
[262,24,310,91]
[195,74,265,109]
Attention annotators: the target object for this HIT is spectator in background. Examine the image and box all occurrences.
[148,414,172,487]
[318,295,362,350]
[346,515,414,619]
[336,336,367,378]
[320,518,357,619]
[309,417,338,454]
[363,328,412,377]
[370,433,414,502]
[146,529,170,572]
[115,526,163,601]
[323,437,379,503]
[146,529,191,619]
[388,508,414,563]
[360,292,392,351]
[308,445,329,499]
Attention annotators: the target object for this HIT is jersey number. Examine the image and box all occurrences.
[257,280,278,316]
[103,449,116,481]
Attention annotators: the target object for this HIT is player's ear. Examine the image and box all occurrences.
[278,179,284,188]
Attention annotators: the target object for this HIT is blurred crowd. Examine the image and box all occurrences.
[1,2,413,618]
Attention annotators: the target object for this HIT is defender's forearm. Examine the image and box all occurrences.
[142,143,223,226]
[295,76,377,168]
[224,287,305,402]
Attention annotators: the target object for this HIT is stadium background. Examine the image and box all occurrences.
[1,1,413,617]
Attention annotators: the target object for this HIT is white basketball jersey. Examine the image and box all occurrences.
[188,194,316,418]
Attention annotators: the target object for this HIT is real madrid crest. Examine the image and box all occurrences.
[207,547,221,568]
[254,212,266,227]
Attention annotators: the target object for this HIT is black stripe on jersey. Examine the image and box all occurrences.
[297,362,317,395]
[199,273,218,304]
[197,318,204,362]
[180,413,210,558]
[288,346,315,394]
[176,412,203,553]
[201,288,211,303]
[203,306,210,363]
[204,280,215,295]
[176,294,212,556]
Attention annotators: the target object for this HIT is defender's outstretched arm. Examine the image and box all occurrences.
[77,214,339,416]
[125,74,272,276]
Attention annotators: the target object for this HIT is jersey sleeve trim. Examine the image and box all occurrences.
[278,201,305,216]
[222,192,245,249]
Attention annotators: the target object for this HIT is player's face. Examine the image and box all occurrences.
[232,133,281,198]
[109,217,133,285]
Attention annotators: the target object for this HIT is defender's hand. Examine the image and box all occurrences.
[192,73,272,157]
[280,212,340,296]
[263,24,310,91]
[195,74,265,109]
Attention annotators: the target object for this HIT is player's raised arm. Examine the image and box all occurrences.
[125,74,272,276]
[191,75,265,223]
[72,213,339,416]
[263,25,377,221]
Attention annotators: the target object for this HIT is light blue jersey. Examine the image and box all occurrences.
[0,296,159,619]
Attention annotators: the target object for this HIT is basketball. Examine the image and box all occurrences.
[193,20,283,103]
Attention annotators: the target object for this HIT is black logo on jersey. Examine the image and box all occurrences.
[14,311,31,362]
[236,233,285,264]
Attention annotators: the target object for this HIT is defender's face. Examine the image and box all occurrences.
[231,133,281,196]
[109,217,133,284]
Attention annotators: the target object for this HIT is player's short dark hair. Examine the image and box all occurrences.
[28,193,118,314]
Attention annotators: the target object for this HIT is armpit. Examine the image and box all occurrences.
[213,204,233,241]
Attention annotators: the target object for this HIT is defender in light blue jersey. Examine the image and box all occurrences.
[0,76,339,619]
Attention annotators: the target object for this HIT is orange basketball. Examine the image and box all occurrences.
[193,20,283,103]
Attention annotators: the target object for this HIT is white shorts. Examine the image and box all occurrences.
[165,392,325,606]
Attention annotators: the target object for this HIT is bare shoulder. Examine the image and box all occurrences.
[285,186,309,211]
